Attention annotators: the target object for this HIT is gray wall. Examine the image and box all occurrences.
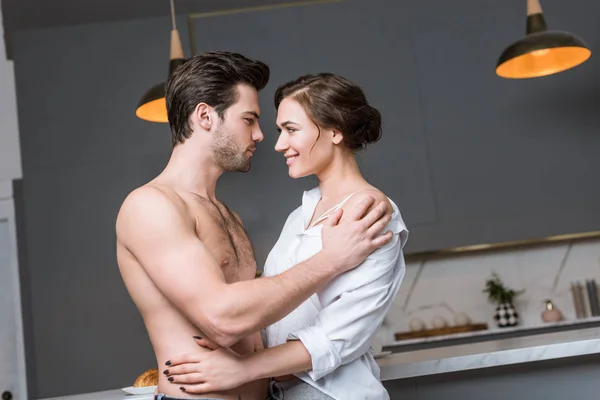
[10,0,600,397]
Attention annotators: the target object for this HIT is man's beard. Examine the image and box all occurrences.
[212,123,252,172]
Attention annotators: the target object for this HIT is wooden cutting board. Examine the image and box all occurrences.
[394,323,488,341]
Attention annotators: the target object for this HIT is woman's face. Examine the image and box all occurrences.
[274,98,341,178]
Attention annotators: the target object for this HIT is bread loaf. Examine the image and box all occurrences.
[133,368,158,387]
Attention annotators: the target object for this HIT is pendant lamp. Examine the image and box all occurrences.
[496,0,591,79]
[135,0,187,123]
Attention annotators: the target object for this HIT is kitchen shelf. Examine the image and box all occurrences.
[384,315,600,352]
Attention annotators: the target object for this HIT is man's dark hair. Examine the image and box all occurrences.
[166,51,270,147]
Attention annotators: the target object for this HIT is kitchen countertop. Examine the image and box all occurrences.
[40,326,600,399]
[378,324,600,380]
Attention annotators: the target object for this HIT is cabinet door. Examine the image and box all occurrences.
[407,0,600,251]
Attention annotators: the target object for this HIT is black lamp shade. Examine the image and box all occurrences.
[496,11,591,79]
[136,58,187,123]
[496,31,591,79]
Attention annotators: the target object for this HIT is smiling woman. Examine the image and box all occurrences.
[274,73,382,179]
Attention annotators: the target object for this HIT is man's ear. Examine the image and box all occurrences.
[332,129,344,145]
[192,103,214,131]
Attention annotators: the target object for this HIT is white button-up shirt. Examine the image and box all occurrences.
[263,187,408,400]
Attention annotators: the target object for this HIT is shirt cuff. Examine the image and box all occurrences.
[287,326,341,381]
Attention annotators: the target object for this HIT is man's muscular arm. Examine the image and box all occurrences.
[116,187,392,347]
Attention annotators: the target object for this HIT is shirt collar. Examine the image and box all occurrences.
[301,186,322,231]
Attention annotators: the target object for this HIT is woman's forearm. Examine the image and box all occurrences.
[244,340,313,381]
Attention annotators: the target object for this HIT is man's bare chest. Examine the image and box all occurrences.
[191,200,256,283]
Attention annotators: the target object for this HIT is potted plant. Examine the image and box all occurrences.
[483,273,525,328]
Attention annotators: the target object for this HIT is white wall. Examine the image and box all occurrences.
[0,5,27,399]
[383,238,600,344]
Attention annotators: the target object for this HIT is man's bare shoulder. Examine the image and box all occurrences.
[116,184,191,240]
[341,187,393,215]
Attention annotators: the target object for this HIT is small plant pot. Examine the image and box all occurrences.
[494,301,519,328]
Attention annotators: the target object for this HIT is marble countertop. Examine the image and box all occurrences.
[40,326,600,399]
[377,324,600,381]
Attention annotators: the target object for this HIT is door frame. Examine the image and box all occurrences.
[0,180,28,399]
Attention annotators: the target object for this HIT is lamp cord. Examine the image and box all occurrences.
[170,0,177,30]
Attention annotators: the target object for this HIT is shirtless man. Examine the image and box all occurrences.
[115,51,393,400]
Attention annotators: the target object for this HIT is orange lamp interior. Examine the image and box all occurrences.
[496,46,591,79]
[135,98,168,123]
